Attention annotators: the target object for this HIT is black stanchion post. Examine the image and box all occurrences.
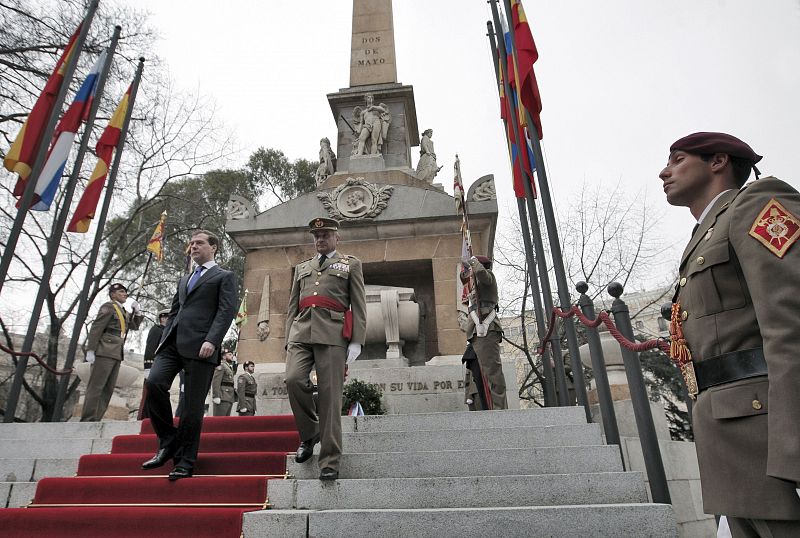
[608,282,671,504]
[576,282,623,462]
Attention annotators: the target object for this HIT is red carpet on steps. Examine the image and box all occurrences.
[0,415,300,538]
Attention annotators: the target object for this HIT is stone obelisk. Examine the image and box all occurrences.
[325,0,419,179]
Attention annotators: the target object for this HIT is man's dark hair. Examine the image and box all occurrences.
[700,154,752,187]
[192,229,220,251]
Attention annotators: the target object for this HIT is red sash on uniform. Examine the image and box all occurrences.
[299,295,353,341]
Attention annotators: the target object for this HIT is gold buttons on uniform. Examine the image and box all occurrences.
[696,256,705,265]
[315,281,319,285]
[679,277,687,287]
[681,310,688,321]
[313,291,318,296]
[752,400,762,410]
[317,272,322,276]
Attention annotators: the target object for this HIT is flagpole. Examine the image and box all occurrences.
[486,21,556,408]
[50,58,146,423]
[488,0,570,407]
[0,1,99,299]
[499,0,591,419]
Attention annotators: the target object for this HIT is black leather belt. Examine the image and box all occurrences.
[695,348,767,392]
[245,392,256,397]
[221,382,234,387]
[104,329,122,337]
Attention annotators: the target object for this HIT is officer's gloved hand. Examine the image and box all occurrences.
[796,484,799,500]
[212,397,221,405]
[86,350,96,365]
[346,343,362,365]
[239,408,247,414]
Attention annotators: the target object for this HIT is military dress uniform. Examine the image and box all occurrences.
[237,368,257,416]
[284,219,367,474]
[461,256,507,410]
[672,176,800,529]
[211,360,236,416]
[81,298,143,421]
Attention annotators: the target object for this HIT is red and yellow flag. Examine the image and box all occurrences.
[4,23,83,192]
[67,84,131,233]
[511,0,543,140]
[146,211,167,262]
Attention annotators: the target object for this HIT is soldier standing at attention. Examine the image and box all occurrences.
[81,283,143,421]
[459,255,507,410]
[285,217,367,481]
[211,349,236,416]
[237,360,257,416]
[660,132,800,536]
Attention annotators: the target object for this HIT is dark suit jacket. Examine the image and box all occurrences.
[143,324,163,369]
[158,264,238,363]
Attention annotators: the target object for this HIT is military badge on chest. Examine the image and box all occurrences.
[749,197,799,258]
[330,261,350,273]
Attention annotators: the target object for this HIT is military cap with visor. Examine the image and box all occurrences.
[308,217,339,233]
[109,283,127,293]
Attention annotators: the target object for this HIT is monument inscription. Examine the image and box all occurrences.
[350,0,397,86]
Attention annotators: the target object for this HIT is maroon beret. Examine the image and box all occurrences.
[670,132,762,164]
[476,255,492,265]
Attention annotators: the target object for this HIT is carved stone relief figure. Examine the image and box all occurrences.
[351,93,392,156]
[415,128,442,183]
[226,195,254,220]
[314,137,337,186]
[317,177,393,221]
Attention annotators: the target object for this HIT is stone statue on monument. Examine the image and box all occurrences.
[415,128,442,183]
[314,137,337,186]
[351,93,391,156]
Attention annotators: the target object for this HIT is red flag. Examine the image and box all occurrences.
[511,0,543,139]
[67,85,131,233]
[4,23,83,193]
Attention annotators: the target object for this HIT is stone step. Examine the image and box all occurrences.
[268,472,648,510]
[288,445,623,479]
[0,437,112,459]
[0,481,37,508]
[0,420,139,440]
[0,458,78,482]
[350,407,587,432]
[243,504,679,538]
[339,423,603,453]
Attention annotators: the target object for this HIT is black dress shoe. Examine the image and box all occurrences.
[141,447,176,470]
[294,437,318,463]
[319,467,338,481]
[168,467,193,481]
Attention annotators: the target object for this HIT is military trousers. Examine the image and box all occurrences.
[470,331,508,410]
[80,356,121,422]
[213,400,233,416]
[285,342,346,471]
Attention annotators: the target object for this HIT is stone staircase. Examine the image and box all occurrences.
[244,408,678,537]
[0,420,139,508]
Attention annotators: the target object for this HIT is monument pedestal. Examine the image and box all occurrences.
[349,154,386,173]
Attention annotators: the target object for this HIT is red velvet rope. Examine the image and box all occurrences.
[0,342,74,375]
[537,305,670,357]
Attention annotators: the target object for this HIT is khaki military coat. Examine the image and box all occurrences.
[285,252,367,347]
[237,372,257,414]
[461,258,502,340]
[675,177,800,519]
[86,301,143,361]
[211,360,236,403]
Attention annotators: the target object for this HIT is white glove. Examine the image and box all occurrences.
[123,298,140,313]
[346,343,362,365]
[86,350,96,364]
[213,397,221,404]
[239,408,247,413]
[796,487,799,500]
[180,384,184,393]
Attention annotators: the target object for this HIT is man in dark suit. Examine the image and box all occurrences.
[141,229,238,480]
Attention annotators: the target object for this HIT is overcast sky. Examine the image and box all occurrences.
[124,0,800,290]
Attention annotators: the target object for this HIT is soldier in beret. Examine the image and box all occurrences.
[284,217,367,481]
[237,361,257,416]
[459,255,507,410]
[660,132,800,535]
[81,283,143,421]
